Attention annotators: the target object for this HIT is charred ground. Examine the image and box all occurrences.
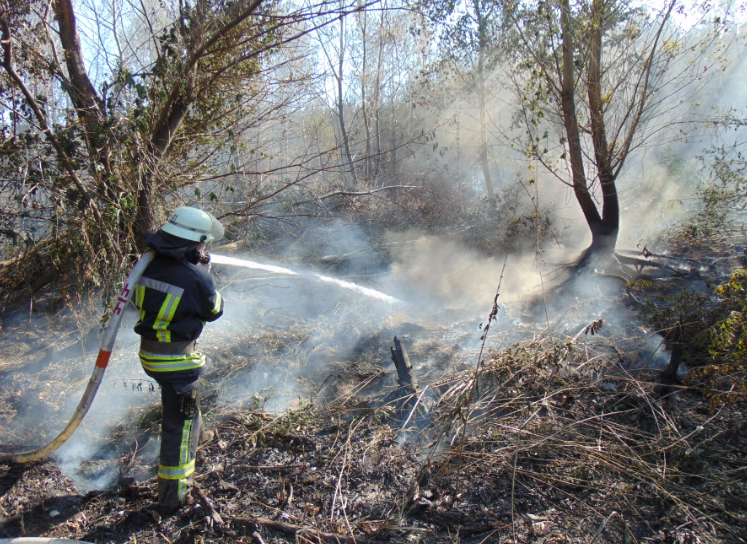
[0,236,746,544]
[1,338,746,544]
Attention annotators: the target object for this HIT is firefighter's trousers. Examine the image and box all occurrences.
[157,384,202,509]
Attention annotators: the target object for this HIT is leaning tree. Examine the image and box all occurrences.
[503,0,735,270]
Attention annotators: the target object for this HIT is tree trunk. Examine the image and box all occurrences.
[52,0,103,128]
[655,324,683,398]
[388,336,420,416]
[336,15,357,186]
[134,176,156,245]
[358,11,372,181]
[373,9,384,181]
[560,0,617,262]
[477,48,496,209]
[472,0,496,209]
[587,0,619,253]
[390,336,418,391]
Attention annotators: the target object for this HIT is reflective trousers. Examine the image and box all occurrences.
[157,384,202,509]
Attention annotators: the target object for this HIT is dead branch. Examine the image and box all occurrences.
[614,252,684,277]
[192,484,224,534]
[292,185,419,207]
[226,515,383,544]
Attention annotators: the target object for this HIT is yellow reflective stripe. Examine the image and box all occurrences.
[211,291,223,314]
[154,293,182,342]
[165,295,180,323]
[134,285,145,320]
[154,293,172,342]
[139,352,206,372]
[139,352,201,361]
[181,418,192,466]
[137,278,184,340]
[158,459,195,480]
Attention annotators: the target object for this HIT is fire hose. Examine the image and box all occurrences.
[0,539,95,543]
[0,250,156,464]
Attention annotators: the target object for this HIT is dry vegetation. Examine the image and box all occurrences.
[0,286,745,543]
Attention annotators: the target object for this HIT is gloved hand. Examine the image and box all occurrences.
[198,252,211,265]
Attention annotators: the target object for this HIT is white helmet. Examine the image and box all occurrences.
[161,207,224,243]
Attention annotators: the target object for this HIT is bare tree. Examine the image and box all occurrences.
[315,5,359,186]
[419,0,507,208]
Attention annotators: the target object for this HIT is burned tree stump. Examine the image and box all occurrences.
[391,336,418,391]
[382,336,425,423]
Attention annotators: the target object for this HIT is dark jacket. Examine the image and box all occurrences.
[134,231,224,344]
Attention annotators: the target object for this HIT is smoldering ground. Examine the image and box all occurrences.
[0,193,714,494]
[0,223,504,490]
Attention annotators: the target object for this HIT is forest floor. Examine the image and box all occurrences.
[0,243,746,544]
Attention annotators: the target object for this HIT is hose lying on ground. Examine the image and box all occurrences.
[0,251,156,464]
[0,539,96,543]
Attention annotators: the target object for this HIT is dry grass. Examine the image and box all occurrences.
[391,331,747,543]
[0,281,745,543]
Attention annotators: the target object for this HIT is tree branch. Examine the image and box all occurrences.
[613,0,676,179]
[0,19,102,227]
[150,0,264,153]
[51,0,104,124]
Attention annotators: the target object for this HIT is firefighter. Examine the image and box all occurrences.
[133,206,225,513]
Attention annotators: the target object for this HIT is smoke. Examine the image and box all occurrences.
[383,234,505,311]
[206,229,404,412]
[0,220,677,495]
[0,308,161,491]
[3,6,746,502]
[50,322,160,491]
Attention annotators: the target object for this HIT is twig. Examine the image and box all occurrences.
[589,511,619,544]
[191,484,224,534]
[227,515,382,544]
[292,185,419,207]
[277,480,293,512]
[124,439,139,473]
[330,419,362,521]
[394,385,429,441]
[231,464,306,472]
[654,399,727,454]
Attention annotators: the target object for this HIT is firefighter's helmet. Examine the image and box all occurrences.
[161,207,224,243]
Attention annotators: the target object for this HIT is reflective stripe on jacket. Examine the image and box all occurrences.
[139,351,206,373]
[134,254,224,344]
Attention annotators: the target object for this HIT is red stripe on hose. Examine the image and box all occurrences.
[95,350,112,369]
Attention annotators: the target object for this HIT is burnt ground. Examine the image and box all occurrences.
[0,246,746,544]
[0,329,746,544]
